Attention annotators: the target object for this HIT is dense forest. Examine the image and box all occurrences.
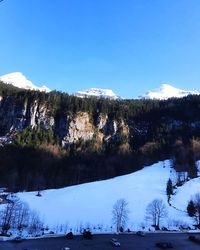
[0,81,200,191]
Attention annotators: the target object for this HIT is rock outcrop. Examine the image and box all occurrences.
[0,95,129,149]
[0,96,54,135]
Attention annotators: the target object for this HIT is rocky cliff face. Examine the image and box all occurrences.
[1,92,199,152]
[62,112,95,146]
[0,95,129,149]
[0,96,54,135]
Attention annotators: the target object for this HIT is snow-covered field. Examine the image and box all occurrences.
[15,160,200,232]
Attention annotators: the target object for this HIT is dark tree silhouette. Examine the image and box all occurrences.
[187,200,196,217]
[166,178,173,202]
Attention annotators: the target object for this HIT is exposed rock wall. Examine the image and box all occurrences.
[0,96,130,148]
[62,112,94,145]
[0,96,54,135]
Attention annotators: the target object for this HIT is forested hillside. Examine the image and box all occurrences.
[0,81,200,191]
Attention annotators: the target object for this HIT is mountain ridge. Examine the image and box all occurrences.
[1,72,199,100]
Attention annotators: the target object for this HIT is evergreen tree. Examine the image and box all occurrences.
[188,148,197,179]
[187,200,196,217]
[166,178,173,202]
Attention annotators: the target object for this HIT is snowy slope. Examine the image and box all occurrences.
[141,84,199,100]
[16,160,198,231]
[171,178,200,212]
[75,88,121,100]
[0,72,50,92]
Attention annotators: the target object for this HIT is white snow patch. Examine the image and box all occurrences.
[172,178,200,211]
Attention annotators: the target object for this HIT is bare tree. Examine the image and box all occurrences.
[15,201,30,232]
[146,199,168,229]
[112,199,129,232]
[0,202,16,234]
[28,210,43,235]
[0,197,30,234]
[0,196,44,236]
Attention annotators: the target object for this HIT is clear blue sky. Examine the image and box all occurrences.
[0,0,200,98]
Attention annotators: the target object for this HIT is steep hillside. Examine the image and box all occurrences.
[0,82,200,191]
[17,160,199,231]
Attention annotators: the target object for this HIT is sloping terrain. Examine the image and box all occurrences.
[17,160,198,231]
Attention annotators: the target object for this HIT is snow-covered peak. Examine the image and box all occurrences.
[141,83,199,100]
[0,72,50,92]
[75,88,121,100]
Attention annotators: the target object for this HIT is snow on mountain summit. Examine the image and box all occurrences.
[76,88,121,100]
[0,72,50,92]
[141,83,199,100]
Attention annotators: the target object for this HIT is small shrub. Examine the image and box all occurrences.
[66,232,74,239]
[83,230,92,239]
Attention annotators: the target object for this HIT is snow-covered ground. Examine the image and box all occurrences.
[15,160,199,232]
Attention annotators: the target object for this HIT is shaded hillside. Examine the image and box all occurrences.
[0,82,200,191]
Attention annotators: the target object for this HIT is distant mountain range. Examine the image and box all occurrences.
[0,72,199,100]
[0,72,50,92]
[76,84,200,100]
[140,83,200,100]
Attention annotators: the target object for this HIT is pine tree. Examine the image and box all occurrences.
[188,149,197,179]
[187,200,196,217]
[166,178,173,202]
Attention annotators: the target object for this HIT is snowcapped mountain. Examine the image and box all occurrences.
[0,72,50,92]
[141,84,199,100]
[75,88,121,100]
